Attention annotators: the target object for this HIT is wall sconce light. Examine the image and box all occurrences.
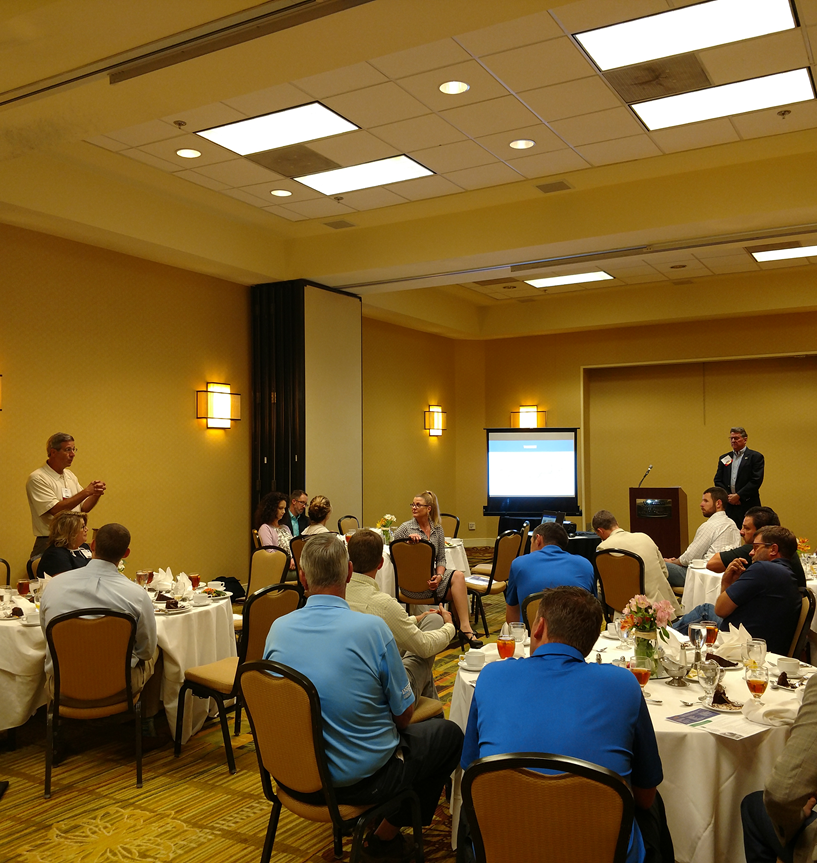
[423,405,446,437]
[511,405,547,428]
[196,382,240,429]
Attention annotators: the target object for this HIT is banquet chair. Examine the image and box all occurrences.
[290,536,307,573]
[522,591,544,635]
[519,520,531,556]
[337,515,360,534]
[467,530,523,638]
[248,547,291,594]
[440,513,460,539]
[594,549,645,624]
[787,587,815,659]
[389,538,436,607]
[27,556,41,581]
[44,609,142,798]
[174,582,304,774]
[238,660,424,863]
[251,529,261,550]
[471,524,527,576]
[460,753,634,863]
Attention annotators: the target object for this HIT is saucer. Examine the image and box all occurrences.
[458,659,484,671]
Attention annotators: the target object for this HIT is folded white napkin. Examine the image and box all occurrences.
[662,628,688,662]
[714,623,752,661]
[742,697,800,726]
[173,572,192,598]
[152,567,173,592]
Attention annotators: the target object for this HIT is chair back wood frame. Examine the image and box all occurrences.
[522,591,544,635]
[440,513,460,539]
[519,520,531,556]
[249,546,291,593]
[238,660,423,862]
[468,530,522,638]
[594,549,645,623]
[45,608,140,798]
[460,752,634,863]
[290,536,307,573]
[174,582,304,774]
[788,587,816,659]
[389,538,436,607]
[337,515,360,535]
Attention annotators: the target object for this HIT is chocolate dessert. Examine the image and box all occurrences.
[156,593,174,602]
[10,607,23,618]
[711,683,741,708]
[709,654,738,668]
[165,599,179,610]
[777,671,796,688]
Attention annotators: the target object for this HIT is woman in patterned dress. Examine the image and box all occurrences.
[254,491,293,558]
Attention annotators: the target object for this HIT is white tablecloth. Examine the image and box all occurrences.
[0,597,46,731]
[681,565,722,611]
[448,635,804,862]
[375,538,471,601]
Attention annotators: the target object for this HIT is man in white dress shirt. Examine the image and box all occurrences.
[663,487,741,587]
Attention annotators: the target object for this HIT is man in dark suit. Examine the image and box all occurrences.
[280,488,309,538]
[714,427,764,527]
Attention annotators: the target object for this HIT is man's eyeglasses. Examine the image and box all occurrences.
[60,447,78,454]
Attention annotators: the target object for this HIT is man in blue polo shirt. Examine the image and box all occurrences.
[264,532,463,859]
[504,522,595,624]
[461,586,671,862]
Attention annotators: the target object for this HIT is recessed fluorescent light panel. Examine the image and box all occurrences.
[633,68,814,130]
[575,0,796,71]
[295,155,433,195]
[752,244,817,261]
[196,103,358,155]
[524,271,614,289]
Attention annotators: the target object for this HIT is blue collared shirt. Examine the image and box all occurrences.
[263,594,413,786]
[461,643,663,862]
[505,545,596,617]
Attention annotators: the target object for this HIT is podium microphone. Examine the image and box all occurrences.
[638,464,653,488]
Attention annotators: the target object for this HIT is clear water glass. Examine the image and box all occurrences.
[698,659,720,705]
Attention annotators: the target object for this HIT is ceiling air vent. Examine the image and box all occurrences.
[604,54,711,103]
[246,145,340,177]
[536,180,573,194]
[324,220,356,229]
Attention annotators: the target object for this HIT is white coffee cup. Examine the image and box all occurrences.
[464,648,486,669]
[24,608,40,625]
[191,592,210,606]
[777,657,800,676]
[208,581,225,591]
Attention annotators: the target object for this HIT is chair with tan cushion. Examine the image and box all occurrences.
[174,582,303,774]
[467,530,523,638]
[787,587,815,659]
[389,538,436,608]
[337,515,360,535]
[440,513,460,539]
[594,549,645,623]
[460,753,634,862]
[522,591,544,635]
[248,547,290,594]
[290,536,307,573]
[238,660,424,862]
[44,609,142,798]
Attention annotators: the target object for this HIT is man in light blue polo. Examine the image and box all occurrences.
[504,522,595,623]
[462,586,671,862]
[264,532,463,859]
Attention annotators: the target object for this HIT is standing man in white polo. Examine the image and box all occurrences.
[26,433,106,558]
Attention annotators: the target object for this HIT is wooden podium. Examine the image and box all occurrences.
[629,487,688,559]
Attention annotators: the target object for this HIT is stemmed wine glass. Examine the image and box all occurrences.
[747,639,767,669]
[614,618,632,647]
[698,659,720,706]
[689,624,706,665]
[745,665,769,705]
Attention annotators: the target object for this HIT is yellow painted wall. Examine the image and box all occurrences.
[0,224,251,584]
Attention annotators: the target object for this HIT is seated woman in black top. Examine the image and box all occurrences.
[37,511,92,578]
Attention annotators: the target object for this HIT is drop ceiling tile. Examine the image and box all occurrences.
[552,0,669,35]
[239,178,322,204]
[382,174,464,200]
[440,95,540,138]
[324,82,430,128]
[691,244,748,259]
[522,76,621,122]
[285,198,356,218]
[484,284,542,299]
[294,62,387,99]
[173,170,230,191]
[803,3,817,26]
[476,124,566,159]
[409,140,495,173]
[644,250,699,264]
[575,134,663,165]
[262,205,309,222]
[442,162,523,190]
[161,102,247,132]
[334,187,408,210]
[370,39,471,78]
[702,255,761,273]
[120,149,183,173]
[222,83,313,117]
[616,272,670,283]
[698,30,809,86]
[650,118,740,153]
[139,133,235,168]
[396,60,510,111]
[223,188,272,208]
[603,264,660,277]
[455,11,564,56]
[308,130,400,166]
[370,113,466,151]
[106,119,186,147]
[193,159,282,186]
[506,147,590,178]
[550,107,645,146]
[85,134,129,152]
[651,264,714,278]
[481,38,594,92]
[731,99,817,139]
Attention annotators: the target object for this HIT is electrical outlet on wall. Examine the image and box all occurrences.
[468,522,476,531]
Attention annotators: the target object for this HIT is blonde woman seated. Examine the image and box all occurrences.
[254,491,293,557]
[37,511,92,578]
[392,490,483,649]
[303,495,332,536]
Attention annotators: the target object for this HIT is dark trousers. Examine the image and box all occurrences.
[741,790,817,862]
[293,718,463,827]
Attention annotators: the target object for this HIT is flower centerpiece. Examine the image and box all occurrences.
[376,514,397,545]
[621,595,675,676]
[797,537,811,556]
[117,559,126,575]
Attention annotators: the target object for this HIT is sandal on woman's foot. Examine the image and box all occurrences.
[461,631,483,649]
[362,830,414,862]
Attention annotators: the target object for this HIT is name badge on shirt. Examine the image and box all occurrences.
[62,488,71,498]
[80,547,92,558]
[721,456,732,466]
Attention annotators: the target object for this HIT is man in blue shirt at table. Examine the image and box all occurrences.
[461,586,672,863]
[264,532,463,859]
[504,522,595,624]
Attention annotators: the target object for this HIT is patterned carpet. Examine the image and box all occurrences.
[0,554,507,863]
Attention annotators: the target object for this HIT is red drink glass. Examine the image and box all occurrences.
[17,579,30,596]
[497,636,515,659]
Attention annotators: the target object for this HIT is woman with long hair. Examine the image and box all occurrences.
[37,511,92,578]
[254,491,293,557]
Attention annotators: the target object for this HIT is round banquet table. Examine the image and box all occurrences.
[448,634,809,862]
[681,565,723,611]
[375,537,471,602]
[0,596,47,732]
